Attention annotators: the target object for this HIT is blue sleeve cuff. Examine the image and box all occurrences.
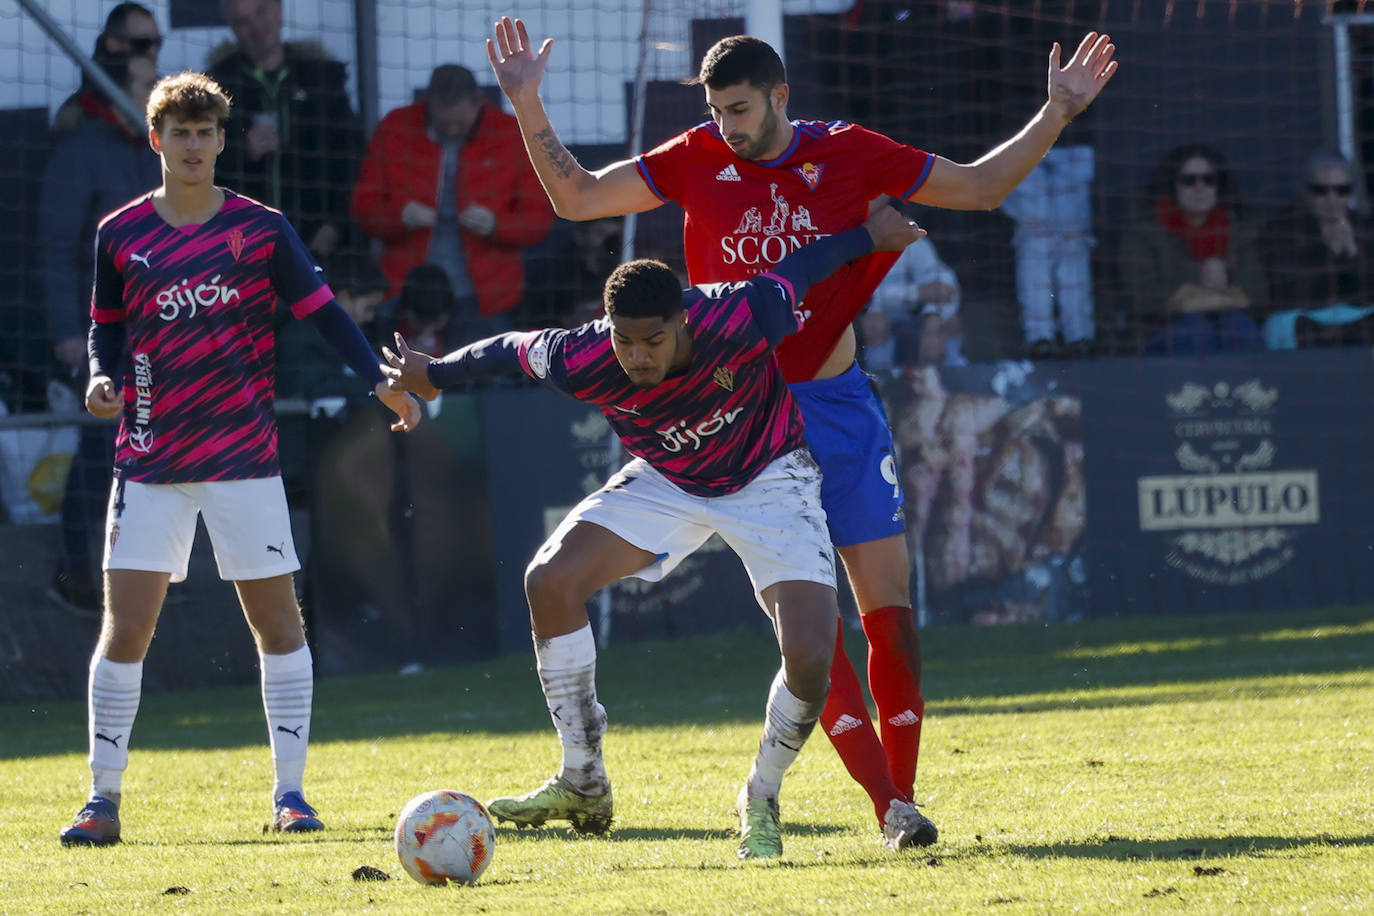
[768,225,875,299]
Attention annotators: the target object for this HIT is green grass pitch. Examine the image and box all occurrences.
[2,606,1371,914]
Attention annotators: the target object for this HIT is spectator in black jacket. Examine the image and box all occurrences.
[207,0,361,259]
[1258,151,1374,348]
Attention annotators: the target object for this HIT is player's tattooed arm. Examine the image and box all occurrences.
[532,125,577,180]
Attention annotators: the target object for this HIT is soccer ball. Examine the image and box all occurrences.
[394,789,496,886]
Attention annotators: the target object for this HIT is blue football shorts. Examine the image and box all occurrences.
[788,362,905,548]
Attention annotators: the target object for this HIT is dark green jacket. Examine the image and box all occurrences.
[207,41,361,244]
[1119,206,1268,329]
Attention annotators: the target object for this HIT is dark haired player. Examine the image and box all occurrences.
[383,206,924,860]
[59,72,420,847]
[488,14,1116,850]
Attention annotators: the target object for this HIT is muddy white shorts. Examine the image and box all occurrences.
[103,476,300,582]
[552,448,835,602]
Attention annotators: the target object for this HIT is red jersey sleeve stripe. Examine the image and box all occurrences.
[289,284,335,319]
[634,158,670,203]
[898,152,936,202]
[92,307,125,323]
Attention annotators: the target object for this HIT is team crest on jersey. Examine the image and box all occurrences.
[712,366,735,392]
[227,229,245,261]
[793,161,824,190]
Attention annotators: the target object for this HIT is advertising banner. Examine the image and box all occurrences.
[1080,350,1374,614]
[879,361,1088,626]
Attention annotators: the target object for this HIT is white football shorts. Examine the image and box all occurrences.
[103,476,300,582]
[553,447,835,604]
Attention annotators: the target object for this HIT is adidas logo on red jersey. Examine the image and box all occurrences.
[715,164,741,181]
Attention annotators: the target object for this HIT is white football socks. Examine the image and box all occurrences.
[260,645,313,799]
[746,668,825,800]
[533,624,608,795]
[88,655,143,800]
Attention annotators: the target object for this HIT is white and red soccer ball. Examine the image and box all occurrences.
[394,789,496,885]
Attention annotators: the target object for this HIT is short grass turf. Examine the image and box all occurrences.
[2,605,1371,914]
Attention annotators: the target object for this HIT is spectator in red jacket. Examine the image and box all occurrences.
[351,64,553,346]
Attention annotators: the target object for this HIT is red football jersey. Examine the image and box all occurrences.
[636,119,933,381]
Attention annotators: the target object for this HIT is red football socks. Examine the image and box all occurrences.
[861,605,925,799]
[819,620,905,821]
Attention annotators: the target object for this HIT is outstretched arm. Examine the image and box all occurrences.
[914,32,1118,211]
[383,330,537,398]
[751,207,927,344]
[488,16,660,221]
[308,302,421,431]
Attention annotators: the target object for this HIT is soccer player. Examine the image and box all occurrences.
[58,72,421,847]
[486,15,1117,851]
[383,206,925,860]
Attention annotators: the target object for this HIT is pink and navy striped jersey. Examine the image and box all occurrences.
[91,189,333,483]
[514,274,806,497]
[636,119,934,382]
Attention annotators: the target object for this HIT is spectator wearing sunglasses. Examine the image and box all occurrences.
[1119,143,1266,356]
[53,3,162,136]
[1258,151,1374,349]
[39,49,160,615]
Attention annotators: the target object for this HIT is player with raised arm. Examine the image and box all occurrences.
[58,72,420,847]
[384,206,925,860]
[487,15,1116,851]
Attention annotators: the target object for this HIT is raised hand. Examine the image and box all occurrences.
[487,16,554,103]
[381,332,442,402]
[1048,32,1118,121]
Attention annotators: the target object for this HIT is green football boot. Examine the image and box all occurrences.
[736,787,783,860]
[487,775,613,836]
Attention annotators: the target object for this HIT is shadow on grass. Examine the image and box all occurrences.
[114,835,385,847]
[998,833,1374,861]
[491,823,845,843]
[935,678,1374,717]
[4,604,1371,758]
